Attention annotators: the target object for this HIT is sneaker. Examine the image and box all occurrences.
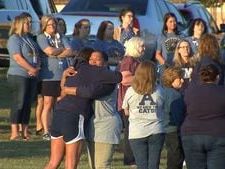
[42,133,51,141]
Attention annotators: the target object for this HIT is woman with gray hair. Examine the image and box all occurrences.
[118,36,145,166]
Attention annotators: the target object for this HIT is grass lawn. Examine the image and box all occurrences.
[0,68,172,169]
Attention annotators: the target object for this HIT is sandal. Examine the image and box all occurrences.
[10,136,20,141]
[36,128,43,136]
[23,136,30,141]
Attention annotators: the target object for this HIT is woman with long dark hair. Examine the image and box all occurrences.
[155,12,181,66]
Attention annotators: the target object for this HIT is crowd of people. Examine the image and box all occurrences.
[5,7,225,169]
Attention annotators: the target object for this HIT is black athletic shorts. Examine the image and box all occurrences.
[51,110,85,144]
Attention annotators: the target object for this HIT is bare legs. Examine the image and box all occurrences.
[45,138,84,169]
[44,138,65,169]
[10,124,19,140]
[35,95,44,132]
[10,124,29,140]
[65,140,84,169]
[41,96,54,135]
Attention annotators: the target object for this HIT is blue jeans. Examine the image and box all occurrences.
[8,75,37,124]
[165,132,184,169]
[182,135,225,169]
[121,112,135,165]
[129,133,165,169]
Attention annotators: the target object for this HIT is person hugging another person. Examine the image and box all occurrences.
[161,67,185,169]
[86,50,123,169]
[122,61,165,169]
[44,48,122,169]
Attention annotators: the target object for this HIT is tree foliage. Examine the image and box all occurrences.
[200,0,225,7]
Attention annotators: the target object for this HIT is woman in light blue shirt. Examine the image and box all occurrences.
[7,14,40,140]
[70,19,93,53]
[155,13,181,66]
[37,15,73,140]
[93,21,125,66]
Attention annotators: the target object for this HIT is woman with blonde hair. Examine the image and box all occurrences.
[7,14,40,140]
[122,61,165,169]
[173,39,194,92]
[37,15,73,140]
[117,36,145,166]
[173,39,194,67]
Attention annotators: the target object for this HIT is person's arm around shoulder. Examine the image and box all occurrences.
[76,84,115,99]
[94,67,122,84]
[60,83,116,100]
[58,67,77,101]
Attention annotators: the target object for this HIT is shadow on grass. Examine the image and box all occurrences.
[0,140,50,158]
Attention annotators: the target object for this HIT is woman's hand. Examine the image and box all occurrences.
[62,66,77,78]
[28,67,39,77]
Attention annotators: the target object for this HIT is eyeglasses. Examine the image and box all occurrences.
[47,23,56,27]
[81,25,90,29]
[125,14,133,18]
[24,21,32,25]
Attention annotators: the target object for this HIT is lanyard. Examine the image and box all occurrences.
[21,36,38,64]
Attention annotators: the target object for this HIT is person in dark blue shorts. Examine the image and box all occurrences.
[44,48,122,169]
